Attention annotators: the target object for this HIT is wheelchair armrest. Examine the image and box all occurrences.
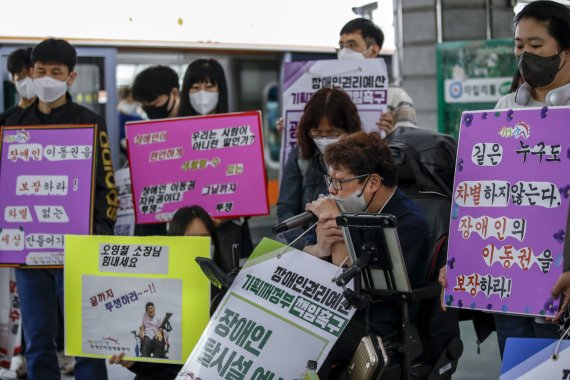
[410,281,441,302]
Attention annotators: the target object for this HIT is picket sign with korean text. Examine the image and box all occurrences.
[126,111,269,224]
[65,235,210,364]
[0,125,96,266]
[177,238,355,380]
[445,107,570,316]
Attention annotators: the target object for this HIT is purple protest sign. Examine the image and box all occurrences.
[0,125,96,266]
[126,111,269,224]
[445,107,570,316]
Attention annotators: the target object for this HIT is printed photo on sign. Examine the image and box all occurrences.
[82,275,183,361]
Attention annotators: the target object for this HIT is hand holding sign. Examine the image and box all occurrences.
[552,271,570,321]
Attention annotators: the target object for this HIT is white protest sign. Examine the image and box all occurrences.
[177,238,355,379]
[280,58,389,176]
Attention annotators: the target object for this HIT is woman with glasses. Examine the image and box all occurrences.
[277,88,361,246]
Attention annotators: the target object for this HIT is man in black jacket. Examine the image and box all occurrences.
[5,38,118,380]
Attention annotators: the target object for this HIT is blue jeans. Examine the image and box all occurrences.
[494,313,559,356]
[16,268,108,380]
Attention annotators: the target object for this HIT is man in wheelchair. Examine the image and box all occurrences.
[305,131,460,379]
[139,302,170,358]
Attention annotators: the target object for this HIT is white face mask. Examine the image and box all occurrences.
[331,176,372,213]
[333,188,369,213]
[119,103,139,115]
[33,76,68,103]
[190,91,219,115]
[337,48,367,60]
[15,77,36,99]
[313,136,340,154]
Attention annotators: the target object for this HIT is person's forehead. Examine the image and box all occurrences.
[314,117,334,130]
[34,62,68,71]
[185,218,209,235]
[329,166,352,177]
[143,94,168,106]
[515,18,551,40]
[191,80,214,85]
[339,31,365,43]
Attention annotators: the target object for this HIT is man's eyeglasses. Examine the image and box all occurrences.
[324,174,369,191]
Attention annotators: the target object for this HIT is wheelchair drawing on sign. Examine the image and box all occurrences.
[131,312,173,359]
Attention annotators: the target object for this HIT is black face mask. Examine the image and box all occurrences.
[142,95,173,120]
[518,51,563,88]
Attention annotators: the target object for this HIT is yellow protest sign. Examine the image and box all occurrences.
[64,235,211,364]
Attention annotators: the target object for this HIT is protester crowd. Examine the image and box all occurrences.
[0,2,570,379]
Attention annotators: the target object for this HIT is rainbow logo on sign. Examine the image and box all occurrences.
[3,130,30,143]
[498,121,531,139]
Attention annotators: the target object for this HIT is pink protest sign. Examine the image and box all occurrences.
[445,107,570,317]
[0,125,96,266]
[126,111,269,224]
